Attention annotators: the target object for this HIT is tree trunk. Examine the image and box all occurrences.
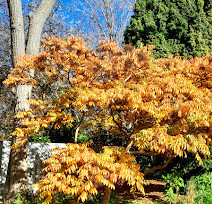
[3,139,28,204]
[6,0,25,66]
[101,187,112,204]
[3,0,56,203]
[26,0,57,56]
[3,1,27,203]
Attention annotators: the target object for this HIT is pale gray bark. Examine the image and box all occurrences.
[15,85,32,112]
[3,0,56,203]
[7,0,25,65]
[26,0,57,56]
[3,1,28,203]
[16,0,56,113]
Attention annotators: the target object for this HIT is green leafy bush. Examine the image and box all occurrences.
[192,172,212,204]
[163,172,212,204]
[14,194,23,204]
[162,173,184,203]
[29,134,51,143]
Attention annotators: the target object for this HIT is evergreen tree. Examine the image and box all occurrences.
[124,0,212,59]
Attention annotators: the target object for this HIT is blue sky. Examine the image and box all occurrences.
[59,0,75,21]
[61,0,134,43]
[20,0,135,45]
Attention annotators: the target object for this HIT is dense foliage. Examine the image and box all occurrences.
[35,143,145,203]
[163,172,212,203]
[4,36,212,203]
[124,0,212,59]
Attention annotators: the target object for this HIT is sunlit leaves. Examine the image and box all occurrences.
[3,35,211,202]
[35,144,146,203]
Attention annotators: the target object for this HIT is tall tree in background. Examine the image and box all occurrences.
[69,0,135,46]
[124,0,212,59]
[0,0,72,141]
[3,0,56,203]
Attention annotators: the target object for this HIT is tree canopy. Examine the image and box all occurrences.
[124,0,212,59]
[4,36,212,203]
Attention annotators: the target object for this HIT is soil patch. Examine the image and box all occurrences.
[117,180,185,203]
[115,180,168,203]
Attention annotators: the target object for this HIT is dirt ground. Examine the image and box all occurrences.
[118,180,167,203]
[116,180,185,204]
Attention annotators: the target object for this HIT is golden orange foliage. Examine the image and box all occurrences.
[4,36,212,202]
[35,143,146,203]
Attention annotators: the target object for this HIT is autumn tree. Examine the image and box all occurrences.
[4,36,212,203]
[124,0,212,59]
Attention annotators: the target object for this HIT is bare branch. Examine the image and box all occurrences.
[126,139,133,152]
[143,155,175,176]
[111,109,129,137]
[69,0,135,45]
[129,151,159,156]
[84,0,107,39]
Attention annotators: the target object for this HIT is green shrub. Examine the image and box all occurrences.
[14,194,23,204]
[163,172,212,204]
[162,173,184,204]
[192,172,212,204]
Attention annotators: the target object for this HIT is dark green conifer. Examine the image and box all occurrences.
[124,0,212,58]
